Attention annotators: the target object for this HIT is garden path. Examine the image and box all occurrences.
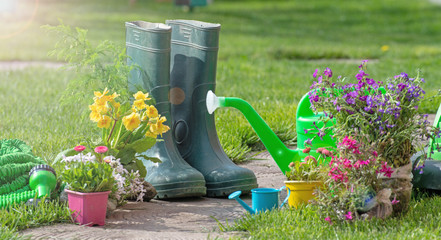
[0,61,64,70]
[20,151,286,240]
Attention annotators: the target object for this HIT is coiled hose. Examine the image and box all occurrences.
[0,139,57,208]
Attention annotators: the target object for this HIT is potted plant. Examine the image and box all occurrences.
[61,152,116,226]
[314,136,393,222]
[308,60,440,218]
[285,147,328,208]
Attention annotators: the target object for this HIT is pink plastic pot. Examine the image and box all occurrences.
[65,190,111,226]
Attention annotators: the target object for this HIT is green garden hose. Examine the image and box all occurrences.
[0,139,56,208]
[0,190,37,208]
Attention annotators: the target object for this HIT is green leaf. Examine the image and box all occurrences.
[116,148,136,165]
[124,162,138,174]
[137,154,162,163]
[135,159,147,178]
[126,138,157,153]
[53,148,77,165]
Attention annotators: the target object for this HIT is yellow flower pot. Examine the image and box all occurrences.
[284,181,322,208]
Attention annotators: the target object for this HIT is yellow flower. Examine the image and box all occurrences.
[122,112,141,131]
[133,99,147,110]
[93,97,107,107]
[90,102,108,115]
[145,131,157,139]
[94,88,109,99]
[105,92,120,102]
[150,116,170,136]
[381,45,390,52]
[145,105,159,118]
[110,101,120,110]
[97,115,112,129]
[133,91,151,101]
[89,111,102,122]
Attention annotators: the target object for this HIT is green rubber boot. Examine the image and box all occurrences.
[167,20,258,197]
[126,21,206,199]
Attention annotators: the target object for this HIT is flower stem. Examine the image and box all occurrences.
[113,122,124,149]
[107,119,118,144]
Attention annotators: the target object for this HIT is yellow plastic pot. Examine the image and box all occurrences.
[284,181,322,208]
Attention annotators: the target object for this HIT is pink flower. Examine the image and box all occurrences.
[94,146,109,154]
[342,159,352,169]
[379,162,394,178]
[345,211,353,220]
[316,148,324,154]
[103,156,112,164]
[302,147,311,154]
[372,151,378,157]
[391,196,400,205]
[324,216,332,224]
[322,149,332,157]
[304,155,317,164]
[74,145,86,152]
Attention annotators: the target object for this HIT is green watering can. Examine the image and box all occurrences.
[412,103,441,190]
[206,91,336,174]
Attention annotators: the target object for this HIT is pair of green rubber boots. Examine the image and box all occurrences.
[125,20,258,199]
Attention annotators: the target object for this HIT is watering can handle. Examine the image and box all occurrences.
[429,103,441,152]
[279,186,290,208]
[296,93,314,118]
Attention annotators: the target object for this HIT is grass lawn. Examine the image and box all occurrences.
[2,0,441,162]
[221,192,441,239]
[1,0,441,238]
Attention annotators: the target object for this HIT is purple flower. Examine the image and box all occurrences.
[313,69,318,78]
[304,139,312,146]
[324,68,333,78]
[366,78,376,86]
[318,129,326,140]
[355,70,369,80]
[304,129,308,134]
[358,60,368,69]
[349,91,358,98]
[345,97,355,105]
[309,94,319,103]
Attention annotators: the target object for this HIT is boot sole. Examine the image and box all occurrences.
[205,177,258,197]
[154,180,207,199]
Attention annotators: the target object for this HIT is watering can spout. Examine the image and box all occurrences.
[206,91,300,174]
[228,191,255,214]
[206,90,222,114]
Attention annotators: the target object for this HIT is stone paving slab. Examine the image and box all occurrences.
[20,151,286,240]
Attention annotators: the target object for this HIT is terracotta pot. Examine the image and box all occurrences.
[66,190,111,226]
[284,181,322,208]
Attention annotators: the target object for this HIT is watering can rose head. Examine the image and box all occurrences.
[307,60,440,169]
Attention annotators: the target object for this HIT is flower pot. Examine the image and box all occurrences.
[284,181,322,208]
[66,190,111,226]
[378,162,413,215]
